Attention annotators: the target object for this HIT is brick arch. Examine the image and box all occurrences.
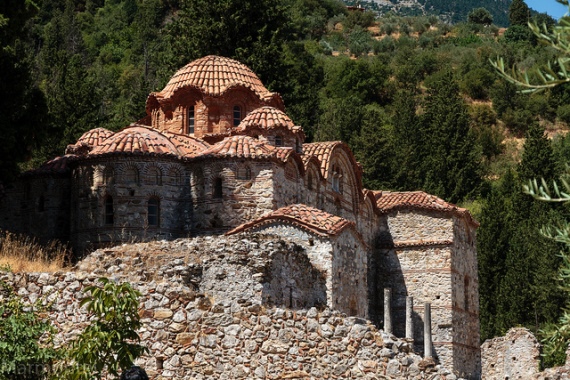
[327,149,361,214]
[118,162,140,185]
[143,163,163,186]
[165,165,184,186]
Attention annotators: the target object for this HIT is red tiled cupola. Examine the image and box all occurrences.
[153,55,275,100]
[89,126,182,157]
[236,106,305,146]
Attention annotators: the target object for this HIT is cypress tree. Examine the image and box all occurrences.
[418,70,482,203]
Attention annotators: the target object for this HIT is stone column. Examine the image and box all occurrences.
[384,288,392,334]
[406,296,414,340]
[424,302,432,358]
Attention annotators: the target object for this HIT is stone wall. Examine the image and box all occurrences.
[1,235,462,380]
[375,211,480,379]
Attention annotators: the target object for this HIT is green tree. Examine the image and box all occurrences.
[0,0,50,181]
[0,281,59,380]
[418,70,482,203]
[509,0,530,26]
[165,0,293,89]
[468,7,493,26]
[55,278,147,379]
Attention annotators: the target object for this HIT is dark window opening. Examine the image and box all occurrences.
[464,277,470,311]
[213,177,223,199]
[105,196,114,225]
[275,135,283,147]
[38,195,45,212]
[188,106,195,134]
[244,166,252,180]
[308,173,313,191]
[148,197,160,227]
[233,105,242,126]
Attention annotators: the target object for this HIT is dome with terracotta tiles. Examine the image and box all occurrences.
[89,126,181,157]
[153,55,274,100]
[236,106,304,138]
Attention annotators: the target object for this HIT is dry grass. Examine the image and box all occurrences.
[0,230,71,273]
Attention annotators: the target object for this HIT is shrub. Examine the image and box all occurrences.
[557,104,570,125]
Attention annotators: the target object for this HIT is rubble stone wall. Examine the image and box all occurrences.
[0,236,459,380]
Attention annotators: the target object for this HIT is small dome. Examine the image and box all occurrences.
[155,56,273,99]
[76,128,114,147]
[237,106,300,133]
[90,127,180,157]
[201,135,278,160]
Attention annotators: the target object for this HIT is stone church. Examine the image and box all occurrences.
[0,55,480,377]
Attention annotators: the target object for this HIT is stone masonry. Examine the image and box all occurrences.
[2,235,464,380]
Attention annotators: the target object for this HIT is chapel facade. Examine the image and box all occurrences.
[0,55,480,378]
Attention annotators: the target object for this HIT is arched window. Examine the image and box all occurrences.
[146,167,162,185]
[124,166,139,185]
[307,173,313,191]
[148,197,160,227]
[233,105,242,126]
[103,167,114,185]
[332,165,343,194]
[213,177,223,199]
[245,166,252,180]
[105,196,114,225]
[188,106,195,134]
[275,135,283,147]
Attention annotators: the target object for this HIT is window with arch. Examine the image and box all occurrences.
[307,172,313,191]
[124,166,139,185]
[213,177,223,199]
[147,166,162,185]
[332,165,343,193]
[274,135,283,147]
[233,105,242,126]
[104,196,114,225]
[148,197,160,227]
[188,105,195,134]
[103,167,114,185]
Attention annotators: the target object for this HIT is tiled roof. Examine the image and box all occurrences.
[160,130,210,158]
[237,107,304,137]
[24,155,77,176]
[76,128,114,147]
[226,204,356,238]
[154,56,274,99]
[89,126,181,157]
[302,141,363,193]
[375,191,478,225]
[199,135,286,161]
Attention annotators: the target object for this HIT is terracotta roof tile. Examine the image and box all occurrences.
[76,128,114,147]
[375,191,478,225]
[226,204,357,238]
[89,126,182,157]
[160,130,210,158]
[236,107,304,138]
[154,56,274,99]
[302,141,342,177]
[199,135,288,161]
[24,155,77,176]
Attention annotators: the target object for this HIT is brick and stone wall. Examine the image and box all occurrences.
[1,235,462,380]
[374,211,480,379]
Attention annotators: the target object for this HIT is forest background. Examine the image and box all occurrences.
[2,0,570,367]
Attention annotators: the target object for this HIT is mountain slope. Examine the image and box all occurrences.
[346,0,511,26]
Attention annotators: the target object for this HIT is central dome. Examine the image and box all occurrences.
[156,55,272,99]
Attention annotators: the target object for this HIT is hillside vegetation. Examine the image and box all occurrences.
[2,0,570,366]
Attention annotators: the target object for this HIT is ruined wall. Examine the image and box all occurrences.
[481,328,540,379]
[238,225,368,319]
[1,236,460,380]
